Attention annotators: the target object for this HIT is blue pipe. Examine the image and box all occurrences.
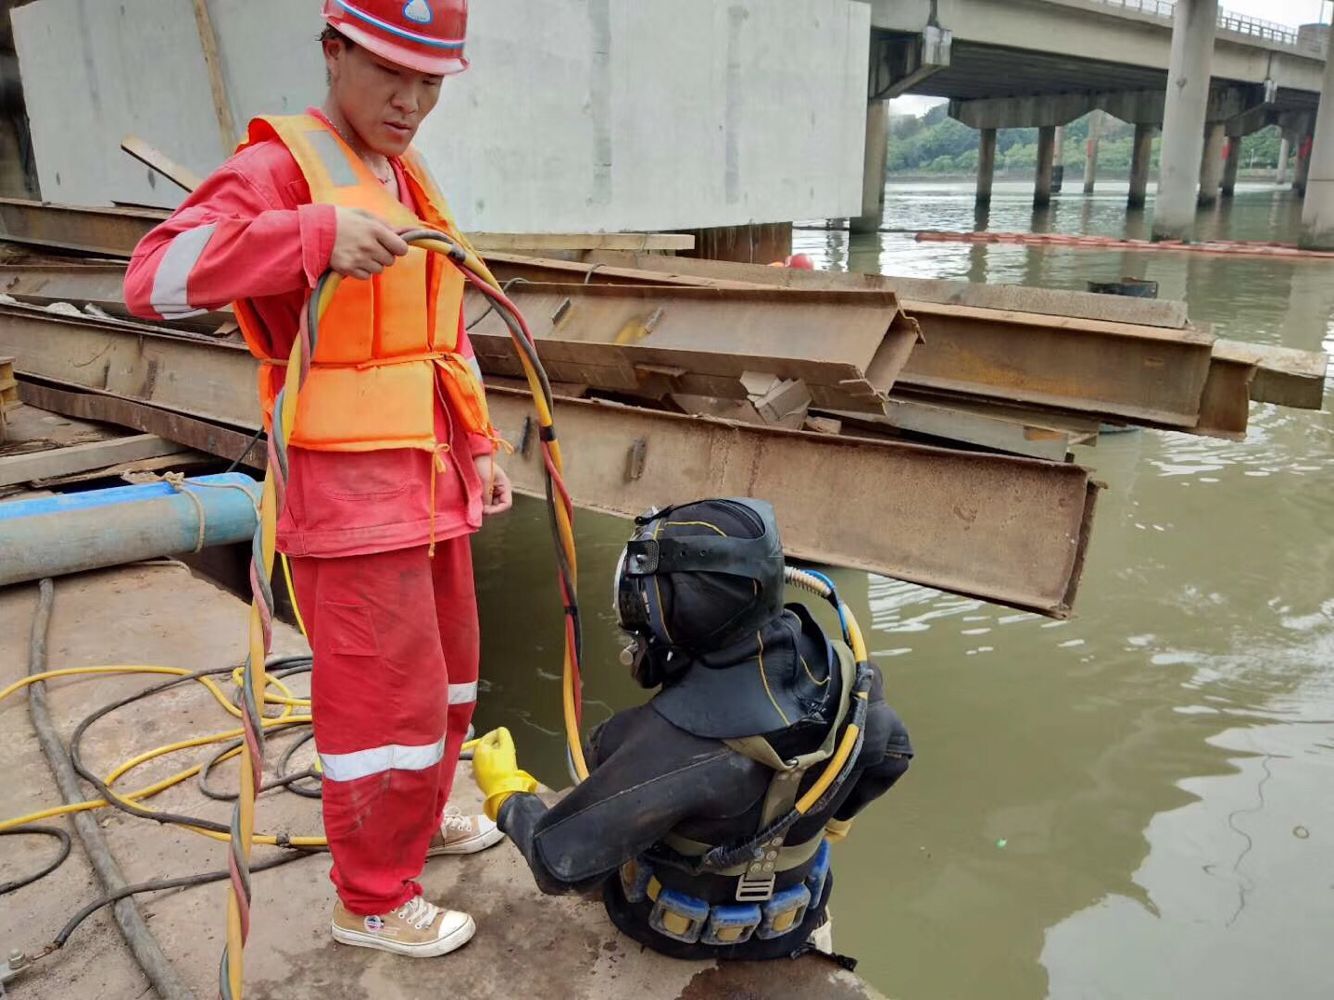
[0,474,261,587]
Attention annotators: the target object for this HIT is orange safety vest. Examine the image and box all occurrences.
[233,113,496,453]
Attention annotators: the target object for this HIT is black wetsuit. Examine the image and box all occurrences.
[497,609,913,961]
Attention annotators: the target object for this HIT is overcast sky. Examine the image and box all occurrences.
[891,1,1330,116]
[1225,0,1328,24]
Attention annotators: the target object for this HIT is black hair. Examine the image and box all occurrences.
[319,25,356,48]
[320,25,354,84]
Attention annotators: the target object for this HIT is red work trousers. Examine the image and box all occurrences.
[289,537,479,915]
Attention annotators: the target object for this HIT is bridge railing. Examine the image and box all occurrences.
[1217,11,1298,47]
[1086,0,1310,52]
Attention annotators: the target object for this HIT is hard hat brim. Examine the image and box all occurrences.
[328,19,470,78]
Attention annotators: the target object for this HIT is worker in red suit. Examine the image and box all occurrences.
[126,0,509,960]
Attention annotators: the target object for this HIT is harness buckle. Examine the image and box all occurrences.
[735,872,777,903]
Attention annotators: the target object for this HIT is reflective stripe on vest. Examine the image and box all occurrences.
[232,113,496,452]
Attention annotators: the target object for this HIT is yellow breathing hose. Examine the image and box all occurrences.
[783,568,871,815]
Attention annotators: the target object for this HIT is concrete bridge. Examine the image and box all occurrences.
[855,0,1334,247]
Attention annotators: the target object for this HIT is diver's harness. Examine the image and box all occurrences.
[619,644,874,947]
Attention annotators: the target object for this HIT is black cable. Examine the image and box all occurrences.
[67,661,326,841]
[274,730,324,799]
[196,735,321,802]
[224,425,266,474]
[0,826,71,896]
[25,580,193,1000]
[464,276,531,331]
[53,851,318,950]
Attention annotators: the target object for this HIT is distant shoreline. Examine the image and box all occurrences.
[886,169,1290,184]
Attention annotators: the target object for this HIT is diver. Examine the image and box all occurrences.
[472,498,913,962]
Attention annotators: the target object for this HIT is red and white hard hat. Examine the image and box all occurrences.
[321,0,469,77]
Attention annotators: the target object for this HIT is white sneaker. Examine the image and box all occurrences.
[332,896,475,958]
[427,805,506,857]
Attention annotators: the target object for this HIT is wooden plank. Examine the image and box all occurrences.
[32,450,213,489]
[191,0,239,152]
[468,233,695,253]
[0,433,183,487]
[120,136,205,194]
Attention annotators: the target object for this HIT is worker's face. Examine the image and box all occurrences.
[324,39,442,156]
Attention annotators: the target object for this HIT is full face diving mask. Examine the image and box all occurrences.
[611,498,786,683]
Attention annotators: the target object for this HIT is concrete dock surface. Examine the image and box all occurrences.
[0,564,885,999]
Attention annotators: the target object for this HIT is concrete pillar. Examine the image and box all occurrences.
[1052,125,1066,193]
[1221,136,1241,198]
[1301,49,1334,249]
[1034,125,1056,208]
[1152,0,1219,241]
[1294,134,1312,195]
[1084,110,1105,194]
[976,128,997,207]
[852,99,889,234]
[1128,123,1155,208]
[1198,122,1226,206]
[1276,134,1291,185]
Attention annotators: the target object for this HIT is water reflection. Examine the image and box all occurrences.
[473,179,1333,999]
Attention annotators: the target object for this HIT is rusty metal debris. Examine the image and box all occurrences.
[0,197,1327,618]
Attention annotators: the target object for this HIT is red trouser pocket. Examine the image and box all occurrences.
[321,602,379,657]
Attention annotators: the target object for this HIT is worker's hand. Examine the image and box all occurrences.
[474,454,514,516]
[472,727,539,822]
[330,207,410,281]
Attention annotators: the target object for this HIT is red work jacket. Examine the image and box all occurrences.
[125,110,490,558]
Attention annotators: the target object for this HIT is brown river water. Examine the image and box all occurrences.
[468,177,1334,999]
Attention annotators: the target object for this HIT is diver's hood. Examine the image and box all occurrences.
[614,498,785,656]
[649,604,839,740]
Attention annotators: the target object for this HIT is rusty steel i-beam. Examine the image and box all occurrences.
[468,283,920,414]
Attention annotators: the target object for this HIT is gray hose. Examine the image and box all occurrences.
[26,579,194,1000]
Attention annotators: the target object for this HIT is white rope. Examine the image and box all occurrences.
[122,471,261,553]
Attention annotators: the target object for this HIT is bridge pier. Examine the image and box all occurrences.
[976,127,997,207]
[1034,125,1056,207]
[1277,135,1291,185]
[1128,123,1155,209]
[1198,122,1226,206]
[1294,134,1312,195]
[1300,49,1334,249]
[1152,0,1218,241]
[1221,136,1240,198]
[1052,125,1066,193]
[852,99,889,234]
[1084,110,1104,195]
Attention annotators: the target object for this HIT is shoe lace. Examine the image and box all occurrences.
[395,896,441,931]
[441,805,473,835]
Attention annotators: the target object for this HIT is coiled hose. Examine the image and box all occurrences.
[220,230,584,1000]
